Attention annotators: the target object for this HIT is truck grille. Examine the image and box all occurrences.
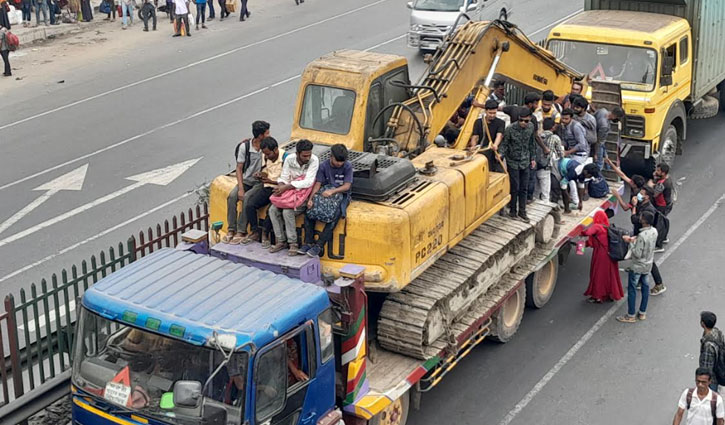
[624,115,645,138]
[420,24,450,35]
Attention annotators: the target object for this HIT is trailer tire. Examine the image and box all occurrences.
[525,258,559,309]
[370,391,410,425]
[489,285,525,343]
[690,95,719,120]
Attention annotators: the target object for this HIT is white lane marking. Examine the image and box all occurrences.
[0,32,406,193]
[0,0,392,132]
[18,300,76,332]
[528,8,583,38]
[364,34,406,51]
[497,193,725,425]
[0,191,194,284]
[0,164,89,235]
[0,158,201,248]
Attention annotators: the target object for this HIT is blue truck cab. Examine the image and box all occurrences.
[70,247,341,425]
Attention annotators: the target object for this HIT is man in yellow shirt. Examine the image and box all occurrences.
[241,137,284,246]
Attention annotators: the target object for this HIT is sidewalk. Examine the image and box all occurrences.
[13,20,105,45]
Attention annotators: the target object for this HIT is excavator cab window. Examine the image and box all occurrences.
[300,85,356,135]
[363,67,411,151]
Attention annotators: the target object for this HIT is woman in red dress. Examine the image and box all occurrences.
[583,210,624,303]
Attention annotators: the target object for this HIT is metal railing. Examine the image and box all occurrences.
[0,204,209,422]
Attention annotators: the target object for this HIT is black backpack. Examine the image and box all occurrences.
[607,224,629,262]
[234,138,252,172]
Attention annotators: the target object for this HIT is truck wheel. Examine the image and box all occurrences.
[525,258,559,308]
[690,95,719,120]
[657,125,678,169]
[489,285,525,343]
[370,391,409,425]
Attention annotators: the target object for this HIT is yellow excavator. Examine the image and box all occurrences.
[208,18,585,358]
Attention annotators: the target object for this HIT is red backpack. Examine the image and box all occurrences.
[5,31,19,52]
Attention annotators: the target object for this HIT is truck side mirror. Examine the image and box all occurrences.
[466,2,478,11]
[406,1,412,9]
[173,381,202,408]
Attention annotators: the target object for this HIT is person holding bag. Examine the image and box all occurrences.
[298,144,352,258]
[268,139,319,255]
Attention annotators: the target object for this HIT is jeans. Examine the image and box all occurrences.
[627,272,650,316]
[533,168,552,202]
[508,167,530,215]
[22,0,32,21]
[195,2,205,24]
[206,0,214,18]
[527,167,536,201]
[596,142,606,170]
[239,0,249,19]
[33,0,49,25]
[651,262,663,286]
[217,0,227,17]
[304,215,340,251]
[269,205,303,244]
[121,2,133,25]
[140,2,156,29]
[244,186,273,234]
[1,50,10,76]
[47,0,56,24]
[226,183,256,234]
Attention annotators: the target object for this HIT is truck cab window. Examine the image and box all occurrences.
[255,343,288,421]
[665,44,676,72]
[300,85,356,135]
[679,37,688,65]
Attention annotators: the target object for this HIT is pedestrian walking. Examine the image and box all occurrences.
[499,106,536,221]
[172,0,190,36]
[206,0,213,19]
[0,27,11,77]
[616,210,657,323]
[672,368,724,425]
[0,0,11,30]
[120,0,134,28]
[238,0,248,21]
[140,0,156,30]
[216,0,227,20]
[582,210,624,303]
[294,0,304,4]
[700,311,725,392]
[193,0,205,29]
[103,0,117,21]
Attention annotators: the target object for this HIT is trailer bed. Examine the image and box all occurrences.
[359,182,623,414]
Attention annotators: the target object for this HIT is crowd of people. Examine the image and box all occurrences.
[223,120,352,258]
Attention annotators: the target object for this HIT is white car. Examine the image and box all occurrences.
[407,0,511,51]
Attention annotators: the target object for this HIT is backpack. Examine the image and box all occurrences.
[234,138,251,172]
[306,185,344,223]
[587,176,609,198]
[686,388,718,425]
[5,31,19,52]
[606,224,629,262]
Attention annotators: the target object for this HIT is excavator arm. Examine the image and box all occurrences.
[383,19,585,154]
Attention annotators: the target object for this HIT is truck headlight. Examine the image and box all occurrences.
[629,129,644,138]
[410,24,423,32]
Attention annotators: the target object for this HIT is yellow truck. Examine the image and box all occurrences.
[546,0,725,174]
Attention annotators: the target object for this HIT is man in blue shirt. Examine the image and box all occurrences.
[298,144,353,257]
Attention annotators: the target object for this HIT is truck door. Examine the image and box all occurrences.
[253,324,318,425]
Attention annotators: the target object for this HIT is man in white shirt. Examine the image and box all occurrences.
[268,139,319,254]
[672,368,724,425]
[172,0,191,37]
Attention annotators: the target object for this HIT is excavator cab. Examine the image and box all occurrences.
[292,50,417,154]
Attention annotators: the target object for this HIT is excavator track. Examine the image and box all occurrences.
[377,201,559,359]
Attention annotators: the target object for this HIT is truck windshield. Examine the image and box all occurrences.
[548,40,657,92]
[72,308,247,424]
[412,0,464,11]
[299,85,356,135]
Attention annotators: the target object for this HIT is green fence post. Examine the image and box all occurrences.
[4,295,24,399]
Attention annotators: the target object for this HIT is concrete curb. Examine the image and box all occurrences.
[15,20,105,45]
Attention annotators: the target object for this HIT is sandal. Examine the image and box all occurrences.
[616,315,636,323]
[221,232,235,243]
[587,298,602,304]
[637,312,646,321]
[230,233,245,245]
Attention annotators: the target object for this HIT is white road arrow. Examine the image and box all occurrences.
[0,164,89,235]
[0,158,201,248]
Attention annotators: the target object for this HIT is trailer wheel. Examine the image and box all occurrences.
[690,95,719,120]
[370,391,410,425]
[525,258,559,308]
[489,285,525,343]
